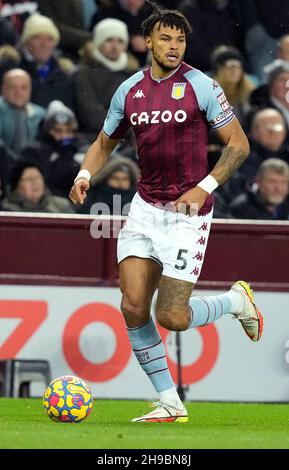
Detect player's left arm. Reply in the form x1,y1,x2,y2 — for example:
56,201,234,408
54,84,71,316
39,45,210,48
210,117,250,185
174,76,250,214
173,118,249,214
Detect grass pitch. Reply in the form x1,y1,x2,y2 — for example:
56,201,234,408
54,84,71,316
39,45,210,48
0,399,288,449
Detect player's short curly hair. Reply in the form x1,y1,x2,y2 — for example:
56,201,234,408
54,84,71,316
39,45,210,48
142,0,192,37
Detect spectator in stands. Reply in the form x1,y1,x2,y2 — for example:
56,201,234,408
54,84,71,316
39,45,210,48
0,68,45,158
0,45,21,85
19,13,74,109
250,60,289,127
178,0,241,72
0,161,74,213
37,0,93,62
211,46,256,125
230,158,289,220
91,0,148,66
250,109,289,158
21,100,87,199
73,18,138,139
242,108,289,180
78,156,139,215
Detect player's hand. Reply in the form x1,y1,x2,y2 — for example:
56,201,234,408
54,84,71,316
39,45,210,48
172,186,209,216
69,178,90,205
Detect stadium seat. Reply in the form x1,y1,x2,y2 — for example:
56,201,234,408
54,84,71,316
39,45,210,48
0,359,51,397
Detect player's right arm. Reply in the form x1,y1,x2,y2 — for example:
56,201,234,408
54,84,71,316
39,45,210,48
69,131,119,205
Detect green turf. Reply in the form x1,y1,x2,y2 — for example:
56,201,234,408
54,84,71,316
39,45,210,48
0,399,288,449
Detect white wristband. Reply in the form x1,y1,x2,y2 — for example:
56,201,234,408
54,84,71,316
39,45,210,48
197,175,219,194
74,169,91,183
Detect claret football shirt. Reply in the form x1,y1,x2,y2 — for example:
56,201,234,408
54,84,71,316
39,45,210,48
103,62,234,215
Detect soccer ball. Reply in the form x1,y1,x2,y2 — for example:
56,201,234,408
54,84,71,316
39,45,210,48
43,375,93,423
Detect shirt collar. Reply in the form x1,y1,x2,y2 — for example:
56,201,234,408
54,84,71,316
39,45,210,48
150,63,182,83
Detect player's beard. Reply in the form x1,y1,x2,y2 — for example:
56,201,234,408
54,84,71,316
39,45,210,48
152,48,183,72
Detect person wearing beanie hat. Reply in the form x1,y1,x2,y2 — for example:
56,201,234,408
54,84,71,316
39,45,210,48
90,0,149,66
0,160,74,213
77,156,140,215
20,13,60,67
21,100,87,199
43,100,78,134
20,13,60,46
93,18,129,49
8,160,43,193
18,14,74,108
73,17,139,139
37,0,93,62
92,18,129,72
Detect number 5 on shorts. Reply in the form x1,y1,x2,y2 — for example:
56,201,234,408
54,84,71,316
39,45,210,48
174,249,188,270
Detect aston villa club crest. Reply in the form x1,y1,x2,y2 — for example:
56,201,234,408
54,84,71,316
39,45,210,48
171,83,186,100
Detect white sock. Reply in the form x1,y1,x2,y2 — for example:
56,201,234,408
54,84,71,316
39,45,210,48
159,387,184,409
226,290,245,314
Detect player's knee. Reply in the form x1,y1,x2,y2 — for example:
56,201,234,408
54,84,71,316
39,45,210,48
157,309,188,331
120,293,147,325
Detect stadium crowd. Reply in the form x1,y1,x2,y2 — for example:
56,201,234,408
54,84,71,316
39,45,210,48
0,0,289,220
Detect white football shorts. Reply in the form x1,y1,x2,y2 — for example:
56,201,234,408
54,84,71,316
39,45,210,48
117,192,213,283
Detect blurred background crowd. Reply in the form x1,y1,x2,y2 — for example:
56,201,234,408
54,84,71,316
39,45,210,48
0,0,289,220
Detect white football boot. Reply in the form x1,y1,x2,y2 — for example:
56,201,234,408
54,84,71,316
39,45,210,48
132,402,188,423
230,280,264,342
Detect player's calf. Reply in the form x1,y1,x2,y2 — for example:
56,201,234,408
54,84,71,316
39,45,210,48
156,308,190,331
156,276,193,331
